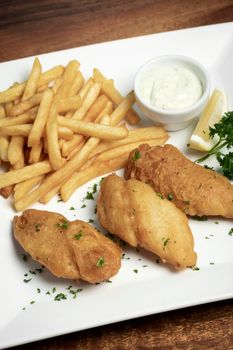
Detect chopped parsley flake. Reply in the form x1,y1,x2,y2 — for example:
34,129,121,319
56,220,69,229
85,192,94,200
210,262,215,265
192,266,200,271
132,150,141,161
54,293,67,301
92,183,97,194
37,288,41,293
162,237,170,249
214,221,219,224
228,228,233,236
88,219,94,223
96,256,105,267
167,193,173,201
133,269,138,273
21,253,28,261
69,206,75,210
30,301,35,304
81,204,86,208
156,192,164,199
23,278,32,283
52,287,56,293
74,231,83,240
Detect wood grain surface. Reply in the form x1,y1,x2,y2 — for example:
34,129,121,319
1,0,233,349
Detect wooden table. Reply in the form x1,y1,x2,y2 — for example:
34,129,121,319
1,1,233,349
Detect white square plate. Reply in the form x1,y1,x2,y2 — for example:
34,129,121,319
1,22,233,349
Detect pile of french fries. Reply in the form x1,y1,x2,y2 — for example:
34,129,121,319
0,58,168,211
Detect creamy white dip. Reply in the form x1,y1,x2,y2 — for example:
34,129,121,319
139,63,203,110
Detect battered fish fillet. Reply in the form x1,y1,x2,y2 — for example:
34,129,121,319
97,174,197,269
125,144,233,218
13,209,121,284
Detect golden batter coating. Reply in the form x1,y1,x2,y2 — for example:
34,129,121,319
13,209,121,284
125,144,233,218
97,174,197,269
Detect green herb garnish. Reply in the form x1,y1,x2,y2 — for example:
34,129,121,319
74,231,83,240
167,193,173,201
21,253,28,261
56,220,69,229
96,256,105,267
228,228,233,236
85,192,94,200
196,112,233,179
133,269,138,273
54,293,67,301
162,237,170,249
69,206,75,210
132,150,141,161
81,204,86,208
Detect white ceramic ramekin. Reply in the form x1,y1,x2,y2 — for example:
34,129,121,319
134,55,210,131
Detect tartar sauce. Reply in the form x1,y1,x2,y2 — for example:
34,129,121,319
139,63,203,110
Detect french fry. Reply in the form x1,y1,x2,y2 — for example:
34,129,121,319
93,68,140,125
10,92,43,116
109,90,135,126
27,89,53,146
68,71,84,96
0,104,5,118
0,65,64,104
29,140,43,163
58,116,128,140
62,99,113,158
61,156,127,201
66,139,86,160
0,136,9,162
0,160,52,189
72,82,101,120
46,104,63,170
22,57,42,101
14,175,44,201
61,138,167,201
7,136,25,166
14,115,110,210
61,82,102,156
0,112,35,128
93,138,167,163
56,95,82,114
55,60,80,99
83,94,109,122
5,101,13,116
0,124,73,140
92,126,168,155
79,78,94,100
52,77,63,94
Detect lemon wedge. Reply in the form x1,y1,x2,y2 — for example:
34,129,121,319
189,89,228,151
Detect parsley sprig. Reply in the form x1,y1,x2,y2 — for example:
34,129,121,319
196,112,233,179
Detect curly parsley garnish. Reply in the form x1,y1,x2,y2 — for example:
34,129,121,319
162,237,170,249
196,111,233,179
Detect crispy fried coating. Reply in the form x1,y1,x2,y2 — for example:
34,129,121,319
13,209,121,283
125,144,233,218
97,174,197,269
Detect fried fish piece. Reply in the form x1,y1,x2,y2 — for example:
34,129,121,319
125,144,233,218
97,174,197,269
13,209,121,284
